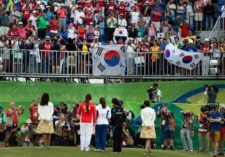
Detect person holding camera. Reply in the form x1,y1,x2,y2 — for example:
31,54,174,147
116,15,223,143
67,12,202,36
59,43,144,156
205,85,218,104
0,104,6,145
140,100,156,155
218,105,225,156
147,83,162,103
95,97,111,152
208,106,222,157
77,94,96,152
21,119,34,147
54,113,71,146
198,108,209,152
180,111,194,152
111,98,126,154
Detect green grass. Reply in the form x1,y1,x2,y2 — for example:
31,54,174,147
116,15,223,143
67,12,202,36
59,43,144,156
0,147,211,157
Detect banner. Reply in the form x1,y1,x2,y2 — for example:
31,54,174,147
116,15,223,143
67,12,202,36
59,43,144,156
92,45,126,76
164,44,203,70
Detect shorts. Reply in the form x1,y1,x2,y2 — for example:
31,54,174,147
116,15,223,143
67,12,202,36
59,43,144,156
208,131,220,142
195,13,203,21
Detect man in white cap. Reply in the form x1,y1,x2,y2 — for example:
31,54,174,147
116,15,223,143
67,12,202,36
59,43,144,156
118,13,127,28
125,38,136,75
56,3,67,33
21,119,33,146
183,39,198,52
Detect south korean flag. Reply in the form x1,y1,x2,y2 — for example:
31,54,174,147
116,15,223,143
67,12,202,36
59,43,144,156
92,45,126,76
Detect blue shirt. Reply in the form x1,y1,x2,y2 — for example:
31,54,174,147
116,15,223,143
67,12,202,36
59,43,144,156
184,46,198,52
209,112,222,132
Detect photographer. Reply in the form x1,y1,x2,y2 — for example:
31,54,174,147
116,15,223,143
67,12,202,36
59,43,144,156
111,98,126,154
54,113,71,146
140,100,156,155
0,104,6,145
198,107,209,152
219,106,225,156
180,111,194,152
21,119,34,146
158,105,176,150
208,105,222,157
147,83,162,103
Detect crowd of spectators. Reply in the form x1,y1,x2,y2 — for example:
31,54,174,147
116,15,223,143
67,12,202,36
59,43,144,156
0,0,225,76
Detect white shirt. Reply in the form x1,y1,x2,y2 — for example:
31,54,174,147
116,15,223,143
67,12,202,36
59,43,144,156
141,107,156,127
29,15,37,30
38,102,54,121
118,18,127,27
153,89,162,102
96,105,111,125
74,10,85,24
222,5,225,17
131,11,139,25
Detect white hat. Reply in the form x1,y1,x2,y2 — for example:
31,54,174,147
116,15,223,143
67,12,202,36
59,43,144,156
18,22,23,25
188,39,194,44
60,3,65,6
37,1,41,4
46,5,50,8
94,36,99,39
137,38,142,42
204,38,210,42
33,10,37,13
45,36,50,39
129,37,133,41
26,119,32,124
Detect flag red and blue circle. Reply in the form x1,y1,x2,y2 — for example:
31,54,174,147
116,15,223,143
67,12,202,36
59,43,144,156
182,55,193,64
164,49,170,58
104,50,120,67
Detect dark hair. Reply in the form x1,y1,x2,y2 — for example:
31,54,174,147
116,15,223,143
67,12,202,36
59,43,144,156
100,97,106,109
40,93,49,106
144,100,150,107
112,98,120,106
85,94,92,112
153,83,158,87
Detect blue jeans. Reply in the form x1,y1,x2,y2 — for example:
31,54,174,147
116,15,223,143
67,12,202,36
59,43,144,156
95,124,108,150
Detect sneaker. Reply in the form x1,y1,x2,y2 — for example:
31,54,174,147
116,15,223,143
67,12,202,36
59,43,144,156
85,147,90,152
189,150,193,152
170,146,174,150
95,149,100,152
101,150,105,152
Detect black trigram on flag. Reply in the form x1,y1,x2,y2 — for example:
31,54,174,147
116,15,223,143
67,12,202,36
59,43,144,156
179,53,185,57
96,47,104,56
97,63,105,72
194,54,199,59
176,60,181,65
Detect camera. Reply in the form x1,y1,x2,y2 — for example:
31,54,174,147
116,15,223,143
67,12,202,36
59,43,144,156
62,122,69,130
181,111,193,117
201,104,219,113
147,86,155,101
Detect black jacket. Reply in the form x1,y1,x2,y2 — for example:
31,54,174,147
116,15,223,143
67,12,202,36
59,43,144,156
111,106,126,128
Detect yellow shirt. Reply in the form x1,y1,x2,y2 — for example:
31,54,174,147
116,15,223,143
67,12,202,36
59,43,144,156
82,44,88,55
150,46,161,62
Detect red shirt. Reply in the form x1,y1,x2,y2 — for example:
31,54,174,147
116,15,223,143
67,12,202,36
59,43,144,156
49,19,59,31
57,8,67,18
180,24,189,38
85,14,93,25
20,0,26,11
6,109,18,125
25,24,35,35
118,3,126,14
7,29,19,40
78,0,86,8
98,0,105,7
77,101,96,123
17,27,27,39
43,42,52,57
201,45,211,53
29,105,38,122
23,10,31,20
152,9,161,22
78,27,86,38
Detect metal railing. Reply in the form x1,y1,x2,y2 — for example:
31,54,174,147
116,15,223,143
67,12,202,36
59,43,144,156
0,48,225,80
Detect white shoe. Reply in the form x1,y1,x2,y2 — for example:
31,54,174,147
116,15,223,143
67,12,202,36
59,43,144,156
190,150,193,152
95,149,100,152
85,147,90,152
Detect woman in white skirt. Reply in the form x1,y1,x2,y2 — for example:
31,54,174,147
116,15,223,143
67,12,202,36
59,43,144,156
140,100,156,155
36,93,54,149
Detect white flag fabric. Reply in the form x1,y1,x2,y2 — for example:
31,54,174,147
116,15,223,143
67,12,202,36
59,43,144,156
92,45,126,76
164,44,203,70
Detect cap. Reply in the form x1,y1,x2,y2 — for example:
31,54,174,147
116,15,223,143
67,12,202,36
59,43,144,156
19,22,23,25
220,105,225,109
33,10,37,13
60,3,65,6
94,36,99,39
188,39,194,44
46,5,50,8
0,104,3,110
90,22,93,25
45,36,50,39
37,1,41,4
204,38,210,42
26,119,32,124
